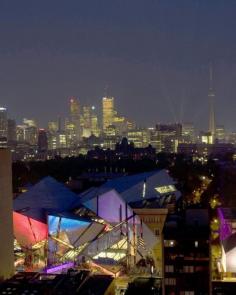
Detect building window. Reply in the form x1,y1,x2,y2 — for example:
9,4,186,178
165,265,174,273
155,229,159,236
165,278,176,286
183,266,194,273
164,240,176,247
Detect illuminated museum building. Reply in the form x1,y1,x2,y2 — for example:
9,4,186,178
211,208,236,294
217,208,236,274
12,170,180,278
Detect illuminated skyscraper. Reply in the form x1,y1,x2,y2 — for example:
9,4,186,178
81,106,91,137
7,119,16,143
16,119,38,146
208,64,216,143
182,122,195,143
91,106,100,137
102,97,115,130
25,126,38,145
0,107,8,147
64,118,75,148
48,121,58,133
23,118,37,127
81,105,100,138
156,123,182,152
69,96,81,143
16,125,25,142
215,125,225,143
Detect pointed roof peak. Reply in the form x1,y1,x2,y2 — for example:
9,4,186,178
14,176,80,222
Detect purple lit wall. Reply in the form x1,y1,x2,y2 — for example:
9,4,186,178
84,190,133,223
45,262,74,273
218,208,232,241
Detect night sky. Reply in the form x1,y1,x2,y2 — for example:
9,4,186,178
1,0,236,131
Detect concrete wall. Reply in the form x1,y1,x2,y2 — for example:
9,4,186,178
0,149,14,280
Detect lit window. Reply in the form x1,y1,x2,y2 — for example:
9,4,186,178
155,229,159,236
165,265,174,273
184,266,194,273
164,240,176,247
155,185,176,194
165,278,176,285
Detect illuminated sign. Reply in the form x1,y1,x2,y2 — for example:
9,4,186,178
155,185,175,194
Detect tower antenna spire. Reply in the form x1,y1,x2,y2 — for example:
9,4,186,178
208,62,216,143
209,62,213,90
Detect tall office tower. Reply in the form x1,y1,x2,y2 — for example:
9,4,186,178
47,133,57,150
82,106,91,128
16,125,25,142
81,105,100,138
81,106,92,137
17,119,38,145
48,121,58,133
208,64,216,143
156,123,182,152
25,126,38,145
38,129,48,152
0,107,8,147
69,97,81,142
127,129,150,148
182,122,195,143
23,118,37,127
58,117,64,132
215,125,225,143
91,106,100,137
102,97,115,130
64,118,75,148
7,119,16,142
113,115,126,136
56,132,67,149
47,121,58,150
148,127,162,152
0,149,14,279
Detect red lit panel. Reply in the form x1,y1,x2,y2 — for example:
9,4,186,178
13,212,48,248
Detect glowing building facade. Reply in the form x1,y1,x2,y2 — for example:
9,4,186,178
102,97,115,131
217,208,236,274
81,106,100,138
69,96,81,143
12,170,179,277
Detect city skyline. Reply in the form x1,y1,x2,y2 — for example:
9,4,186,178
1,1,236,130
0,94,221,133
0,70,230,131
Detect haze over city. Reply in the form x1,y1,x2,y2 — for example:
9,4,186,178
1,0,236,130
